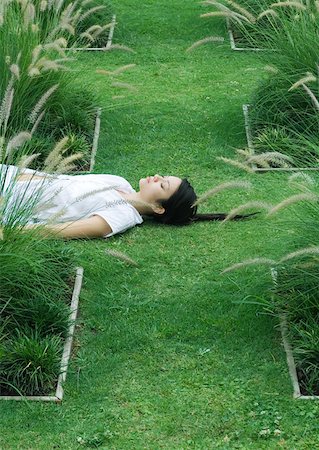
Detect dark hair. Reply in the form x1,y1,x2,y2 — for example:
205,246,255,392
153,178,259,225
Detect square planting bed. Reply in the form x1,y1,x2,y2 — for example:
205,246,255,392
0,266,84,402
226,18,265,52
67,14,116,52
242,104,319,172
271,268,319,400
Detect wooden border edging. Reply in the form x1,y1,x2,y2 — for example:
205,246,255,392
0,266,84,402
226,18,264,52
242,104,319,172
67,15,116,52
271,268,319,400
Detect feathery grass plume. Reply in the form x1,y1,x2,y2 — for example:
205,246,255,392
109,64,136,75
30,109,46,135
5,132,32,157
106,249,138,267
186,36,224,52
39,58,72,72
225,0,256,22
264,64,279,74
235,147,254,157
43,136,69,172
2,87,14,134
221,257,277,274
80,31,95,42
55,152,83,173
217,156,255,173
10,64,20,80
96,64,137,77
78,5,106,23
302,84,319,111
247,151,293,167
31,44,43,66
270,1,307,9
103,44,136,53
288,73,317,91
288,172,316,186
257,8,279,19
111,82,137,92
23,2,35,28
18,153,41,170
223,201,272,222
192,181,252,207
28,84,59,124
267,192,319,216
40,1,48,11
280,246,319,263
200,11,247,25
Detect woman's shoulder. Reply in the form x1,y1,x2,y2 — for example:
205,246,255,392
72,173,135,193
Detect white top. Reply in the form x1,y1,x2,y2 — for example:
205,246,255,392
1,165,143,237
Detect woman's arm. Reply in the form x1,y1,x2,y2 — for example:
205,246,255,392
27,215,112,239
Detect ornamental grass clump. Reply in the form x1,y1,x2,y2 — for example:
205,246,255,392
200,0,275,49
222,181,319,395
0,1,100,171
0,330,63,396
245,2,319,162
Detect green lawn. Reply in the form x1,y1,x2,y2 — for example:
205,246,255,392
1,0,319,448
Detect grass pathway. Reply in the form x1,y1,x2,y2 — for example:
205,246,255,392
1,0,319,448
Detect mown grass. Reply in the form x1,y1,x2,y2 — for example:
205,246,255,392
1,0,319,448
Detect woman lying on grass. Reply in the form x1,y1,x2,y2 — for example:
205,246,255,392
1,164,256,239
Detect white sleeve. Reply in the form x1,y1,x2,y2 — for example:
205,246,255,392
91,204,142,237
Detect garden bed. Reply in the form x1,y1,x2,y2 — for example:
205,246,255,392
242,104,319,172
0,266,84,402
271,269,319,400
67,14,116,52
226,18,264,52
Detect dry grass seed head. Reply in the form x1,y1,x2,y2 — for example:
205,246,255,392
111,82,137,92
200,11,249,24
289,73,317,91
221,257,277,274
43,136,69,172
28,84,59,124
280,246,319,263
103,44,136,53
217,156,255,173
18,153,41,170
247,151,293,168
267,192,319,216
288,172,316,186
193,180,252,207
186,36,224,52
257,9,279,19
106,249,138,267
5,132,32,157
225,0,256,22
223,201,272,222
271,1,307,9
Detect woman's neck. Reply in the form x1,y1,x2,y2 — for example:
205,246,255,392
116,191,154,215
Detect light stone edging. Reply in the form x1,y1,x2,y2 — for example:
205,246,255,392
0,266,84,402
226,18,264,52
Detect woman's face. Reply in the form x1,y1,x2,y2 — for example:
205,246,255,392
138,174,182,205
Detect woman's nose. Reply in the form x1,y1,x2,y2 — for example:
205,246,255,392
154,174,162,182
